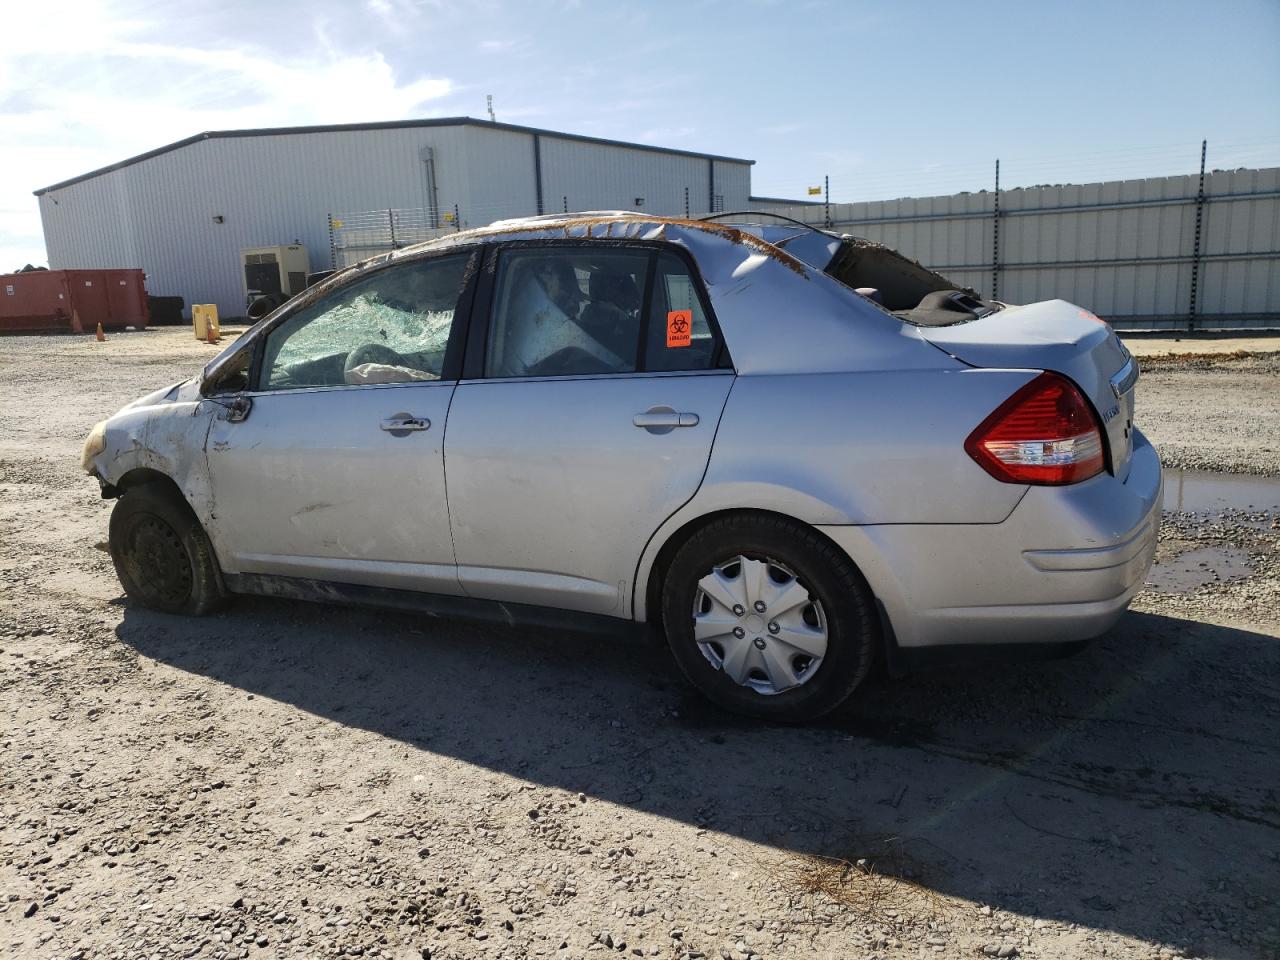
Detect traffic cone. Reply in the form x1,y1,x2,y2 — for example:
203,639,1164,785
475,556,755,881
206,324,218,345
95,322,105,342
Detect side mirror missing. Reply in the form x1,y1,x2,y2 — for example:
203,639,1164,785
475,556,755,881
227,395,252,423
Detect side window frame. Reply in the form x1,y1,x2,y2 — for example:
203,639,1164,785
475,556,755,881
247,247,483,393
644,247,731,373
462,239,732,382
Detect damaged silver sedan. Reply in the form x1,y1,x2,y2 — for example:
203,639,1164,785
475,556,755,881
82,213,1161,721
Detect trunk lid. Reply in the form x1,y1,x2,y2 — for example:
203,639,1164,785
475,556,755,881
916,299,1138,479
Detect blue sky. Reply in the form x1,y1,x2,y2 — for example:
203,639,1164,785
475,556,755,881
3,0,1278,269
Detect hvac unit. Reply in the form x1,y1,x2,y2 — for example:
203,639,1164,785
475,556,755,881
242,244,310,318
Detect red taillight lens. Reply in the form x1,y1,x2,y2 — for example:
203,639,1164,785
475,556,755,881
965,372,1105,485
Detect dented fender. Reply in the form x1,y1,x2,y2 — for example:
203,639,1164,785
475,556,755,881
88,393,220,528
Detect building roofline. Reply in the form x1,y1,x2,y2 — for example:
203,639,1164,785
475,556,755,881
33,117,754,196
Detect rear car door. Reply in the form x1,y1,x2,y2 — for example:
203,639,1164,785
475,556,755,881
204,251,477,593
444,243,734,617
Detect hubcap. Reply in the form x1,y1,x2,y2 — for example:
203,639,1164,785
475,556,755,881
692,555,827,696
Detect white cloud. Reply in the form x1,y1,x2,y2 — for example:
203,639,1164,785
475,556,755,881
0,0,453,269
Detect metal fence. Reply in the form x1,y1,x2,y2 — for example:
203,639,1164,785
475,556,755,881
329,165,1280,331
328,208,448,268
752,165,1280,332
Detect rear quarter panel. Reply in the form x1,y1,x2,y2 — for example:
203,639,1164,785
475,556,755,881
702,368,1036,524
632,367,1040,620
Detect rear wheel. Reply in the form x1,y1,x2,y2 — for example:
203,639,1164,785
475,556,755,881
661,514,878,722
108,483,226,615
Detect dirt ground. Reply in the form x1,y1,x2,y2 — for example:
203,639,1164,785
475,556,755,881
1,328,1278,960
1122,333,1280,359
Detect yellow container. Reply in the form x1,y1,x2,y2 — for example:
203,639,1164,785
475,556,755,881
192,304,220,341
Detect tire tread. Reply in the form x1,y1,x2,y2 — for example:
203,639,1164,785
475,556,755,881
660,512,878,721
109,482,226,616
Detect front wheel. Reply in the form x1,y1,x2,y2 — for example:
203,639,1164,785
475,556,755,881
108,482,226,616
661,514,879,722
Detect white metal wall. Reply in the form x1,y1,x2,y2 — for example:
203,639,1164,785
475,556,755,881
460,125,539,225
751,167,1280,329
37,124,753,318
39,126,473,319
537,139,749,218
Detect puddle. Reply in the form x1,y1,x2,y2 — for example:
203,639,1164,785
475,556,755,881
1146,544,1254,594
1162,469,1280,514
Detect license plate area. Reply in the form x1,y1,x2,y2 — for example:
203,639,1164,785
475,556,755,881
1108,357,1139,478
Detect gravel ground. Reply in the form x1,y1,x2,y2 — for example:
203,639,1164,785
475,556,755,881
1136,352,1280,476
2,328,1278,960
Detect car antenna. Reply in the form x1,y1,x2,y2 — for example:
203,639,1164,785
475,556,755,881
698,210,843,236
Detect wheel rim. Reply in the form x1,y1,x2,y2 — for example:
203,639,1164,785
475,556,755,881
691,555,827,696
120,514,193,607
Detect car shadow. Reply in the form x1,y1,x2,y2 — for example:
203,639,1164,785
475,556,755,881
116,600,1279,955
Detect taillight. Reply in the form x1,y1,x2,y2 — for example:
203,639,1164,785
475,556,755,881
965,372,1105,485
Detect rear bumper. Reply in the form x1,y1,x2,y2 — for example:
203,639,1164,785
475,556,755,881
818,428,1162,652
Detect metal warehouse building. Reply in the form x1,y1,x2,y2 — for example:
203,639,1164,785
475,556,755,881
34,118,754,319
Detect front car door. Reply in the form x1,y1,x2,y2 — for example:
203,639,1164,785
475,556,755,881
444,242,735,617
204,250,477,594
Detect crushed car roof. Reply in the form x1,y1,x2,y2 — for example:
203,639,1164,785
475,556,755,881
394,211,812,277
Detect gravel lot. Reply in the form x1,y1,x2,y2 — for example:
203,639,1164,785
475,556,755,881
1135,352,1280,476
2,329,1278,960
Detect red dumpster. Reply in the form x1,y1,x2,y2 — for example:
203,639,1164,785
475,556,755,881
0,269,150,334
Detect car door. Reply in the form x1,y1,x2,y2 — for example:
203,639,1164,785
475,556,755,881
444,243,735,617
204,250,477,594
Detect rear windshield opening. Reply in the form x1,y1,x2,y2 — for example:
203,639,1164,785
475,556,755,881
825,237,1002,327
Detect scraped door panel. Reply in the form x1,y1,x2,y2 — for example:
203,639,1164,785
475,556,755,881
444,374,733,616
206,383,460,593
203,252,476,594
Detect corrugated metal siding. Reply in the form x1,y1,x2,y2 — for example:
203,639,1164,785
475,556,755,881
38,124,752,317
461,125,539,226
749,168,1280,329
39,126,473,318
538,138,749,218
1198,168,1280,317
711,160,750,213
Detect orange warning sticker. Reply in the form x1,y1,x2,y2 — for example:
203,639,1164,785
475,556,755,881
666,309,692,348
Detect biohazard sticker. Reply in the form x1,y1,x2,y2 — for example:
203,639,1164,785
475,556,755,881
666,309,692,348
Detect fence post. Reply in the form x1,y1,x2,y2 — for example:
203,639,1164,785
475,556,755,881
684,186,690,219
824,175,831,229
563,195,568,214
327,213,336,269
533,133,544,215
388,208,396,249
992,159,1001,301
454,204,461,232
1188,139,1207,331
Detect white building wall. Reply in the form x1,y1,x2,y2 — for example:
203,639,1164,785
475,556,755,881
457,125,539,228
37,123,754,318
538,138,750,218
38,126,474,318
710,160,750,213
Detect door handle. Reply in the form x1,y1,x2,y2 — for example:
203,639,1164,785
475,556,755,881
380,415,431,432
633,407,699,433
